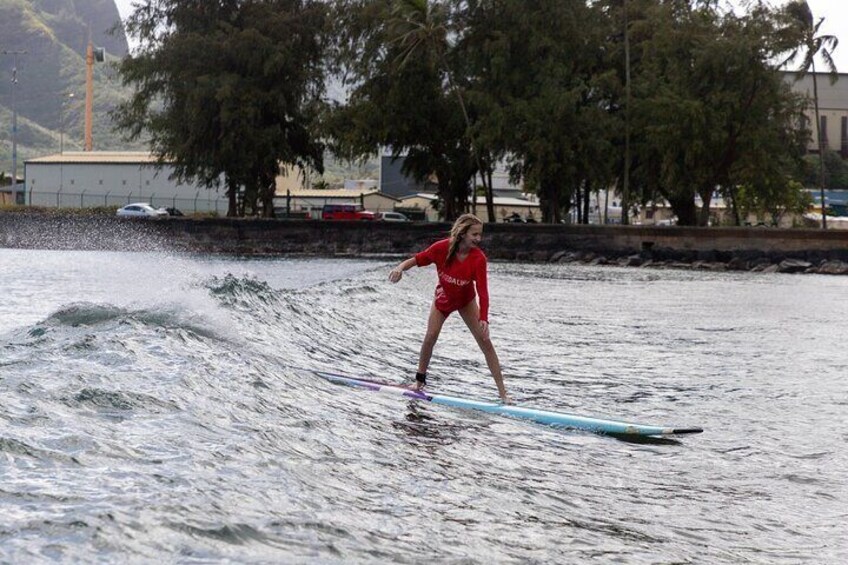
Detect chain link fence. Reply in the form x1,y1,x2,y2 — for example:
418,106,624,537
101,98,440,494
31,190,228,215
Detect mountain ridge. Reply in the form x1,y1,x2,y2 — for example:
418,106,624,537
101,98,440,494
0,1,379,184
0,0,133,175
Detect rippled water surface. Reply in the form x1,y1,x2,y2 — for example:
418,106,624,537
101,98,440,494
1,248,846,563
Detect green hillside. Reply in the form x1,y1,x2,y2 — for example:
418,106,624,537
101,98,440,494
0,0,136,176
0,0,379,184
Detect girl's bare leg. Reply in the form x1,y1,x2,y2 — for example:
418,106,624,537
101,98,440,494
415,303,447,388
458,301,508,401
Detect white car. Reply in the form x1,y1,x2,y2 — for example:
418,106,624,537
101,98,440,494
379,211,410,222
116,203,169,218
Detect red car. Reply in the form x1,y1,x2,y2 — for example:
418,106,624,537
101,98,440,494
322,204,376,221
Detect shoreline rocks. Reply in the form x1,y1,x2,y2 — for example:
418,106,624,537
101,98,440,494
548,249,848,275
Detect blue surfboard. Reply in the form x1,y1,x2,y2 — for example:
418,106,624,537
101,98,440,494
312,370,703,437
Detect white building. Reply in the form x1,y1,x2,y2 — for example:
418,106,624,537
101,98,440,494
24,152,228,214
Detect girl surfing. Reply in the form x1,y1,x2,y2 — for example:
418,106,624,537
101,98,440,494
388,214,509,403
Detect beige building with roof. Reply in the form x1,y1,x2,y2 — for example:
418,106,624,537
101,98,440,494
273,186,400,218
786,72,848,156
25,152,228,214
398,193,541,222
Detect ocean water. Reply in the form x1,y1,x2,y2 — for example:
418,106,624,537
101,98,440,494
1,248,846,563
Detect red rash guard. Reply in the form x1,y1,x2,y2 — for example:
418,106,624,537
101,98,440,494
415,238,490,321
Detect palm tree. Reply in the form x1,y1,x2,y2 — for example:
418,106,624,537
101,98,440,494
388,0,495,221
781,0,839,228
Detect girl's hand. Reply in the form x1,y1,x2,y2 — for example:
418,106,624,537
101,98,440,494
479,320,490,341
388,268,403,283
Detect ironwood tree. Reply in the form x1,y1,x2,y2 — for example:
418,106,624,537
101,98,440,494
114,0,327,217
613,0,808,226
461,0,614,224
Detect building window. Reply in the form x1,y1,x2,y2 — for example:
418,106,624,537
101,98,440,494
841,116,847,158
70,179,74,185
122,180,127,186
99,180,103,185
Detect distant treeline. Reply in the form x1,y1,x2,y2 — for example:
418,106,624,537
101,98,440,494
113,1,834,224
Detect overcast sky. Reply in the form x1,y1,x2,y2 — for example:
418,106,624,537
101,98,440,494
113,0,847,71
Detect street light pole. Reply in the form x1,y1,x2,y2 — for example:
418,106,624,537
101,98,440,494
3,50,27,199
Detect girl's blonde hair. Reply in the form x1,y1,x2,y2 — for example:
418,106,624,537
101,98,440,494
447,213,483,263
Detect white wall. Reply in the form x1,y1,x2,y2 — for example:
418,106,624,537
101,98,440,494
26,162,228,214
788,73,848,153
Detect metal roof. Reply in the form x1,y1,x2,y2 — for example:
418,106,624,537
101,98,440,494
26,152,165,165
276,188,399,200
400,193,539,207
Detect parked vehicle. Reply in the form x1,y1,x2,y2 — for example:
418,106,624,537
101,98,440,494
160,207,184,217
378,211,410,222
116,203,168,218
322,204,376,221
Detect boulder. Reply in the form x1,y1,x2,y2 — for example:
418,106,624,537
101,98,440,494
818,260,848,275
555,251,581,263
625,255,643,267
778,258,813,273
727,257,750,271
550,250,569,263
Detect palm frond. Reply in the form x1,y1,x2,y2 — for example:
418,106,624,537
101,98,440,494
820,48,839,80
784,0,814,29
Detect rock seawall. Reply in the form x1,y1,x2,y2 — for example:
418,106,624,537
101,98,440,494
2,211,847,274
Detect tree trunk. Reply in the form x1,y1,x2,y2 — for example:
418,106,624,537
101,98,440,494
668,195,698,226
726,186,741,226
485,168,495,224
812,67,827,229
574,184,583,223
260,163,277,218
226,178,238,217
441,53,490,224
471,173,478,216
697,187,713,226
541,179,561,223
438,178,454,221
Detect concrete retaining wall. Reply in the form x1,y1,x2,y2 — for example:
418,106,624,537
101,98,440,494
2,212,847,269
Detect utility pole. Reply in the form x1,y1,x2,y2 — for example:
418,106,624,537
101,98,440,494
3,50,27,199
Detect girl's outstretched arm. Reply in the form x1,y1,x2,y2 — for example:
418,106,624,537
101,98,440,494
388,257,418,283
